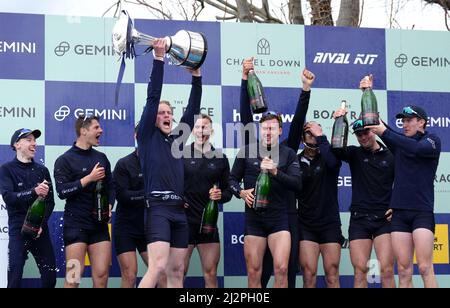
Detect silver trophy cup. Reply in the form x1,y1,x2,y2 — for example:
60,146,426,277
112,11,207,69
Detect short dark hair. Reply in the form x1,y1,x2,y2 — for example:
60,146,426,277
75,114,100,137
198,113,213,124
259,112,282,127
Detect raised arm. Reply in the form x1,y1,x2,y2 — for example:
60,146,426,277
380,125,440,158
240,57,254,127
137,39,166,143
240,58,257,146
178,68,202,132
285,69,315,151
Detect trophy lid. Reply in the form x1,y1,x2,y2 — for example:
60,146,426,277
112,11,132,55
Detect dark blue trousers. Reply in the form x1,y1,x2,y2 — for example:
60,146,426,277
7,229,56,288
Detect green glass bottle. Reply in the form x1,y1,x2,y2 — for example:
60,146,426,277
361,79,379,126
331,100,349,149
93,180,109,223
253,169,271,213
21,196,45,239
247,70,268,114
200,184,219,235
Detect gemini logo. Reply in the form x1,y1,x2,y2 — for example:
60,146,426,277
54,105,71,121
54,105,127,121
0,107,36,118
395,53,450,68
257,38,270,55
54,41,119,57
394,53,408,68
0,41,36,54
54,41,70,56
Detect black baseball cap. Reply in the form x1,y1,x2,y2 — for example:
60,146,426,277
395,106,428,122
351,118,371,134
10,128,41,150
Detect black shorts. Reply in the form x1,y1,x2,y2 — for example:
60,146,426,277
245,214,289,238
114,233,148,256
391,209,435,234
188,223,220,246
64,225,110,247
299,224,345,245
145,202,189,248
349,211,391,241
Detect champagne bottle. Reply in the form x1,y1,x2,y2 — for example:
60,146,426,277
247,70,268,114
331,100,349,149
93,180,109,223
361,76,379,126
253,169,271,213
200,184,219,235
21,196,45,239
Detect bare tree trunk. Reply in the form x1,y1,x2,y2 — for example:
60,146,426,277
236,0,253,22
308,0,334,26
337,0,360,27
289,0,305,24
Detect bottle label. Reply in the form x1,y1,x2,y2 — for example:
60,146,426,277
255,198,269,208
362,112,379,119
201,224,216,234
331,136,342,143
362,112,380,125
21,223,40,238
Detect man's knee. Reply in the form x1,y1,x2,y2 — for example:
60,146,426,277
418,262,433,277
122,268,138,285
203,266,217,280
274,263,288,277
247,265,262,281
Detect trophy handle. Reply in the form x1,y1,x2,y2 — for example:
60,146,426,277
132,29,172,53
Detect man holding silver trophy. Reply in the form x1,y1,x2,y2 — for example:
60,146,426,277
135,38,202,288
111,11,206,288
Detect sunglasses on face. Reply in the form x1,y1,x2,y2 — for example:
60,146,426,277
352,119,364,131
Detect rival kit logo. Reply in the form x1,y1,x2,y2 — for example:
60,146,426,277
313,52,378,65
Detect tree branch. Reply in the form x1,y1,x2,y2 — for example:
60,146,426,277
288,0,304,24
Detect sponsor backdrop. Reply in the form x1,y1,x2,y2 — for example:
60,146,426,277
0,12,449,288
